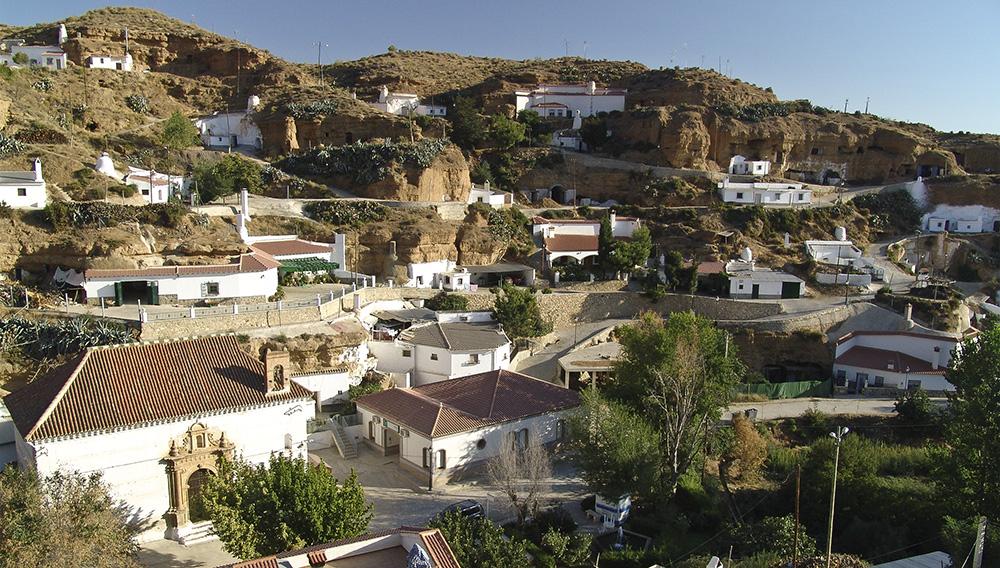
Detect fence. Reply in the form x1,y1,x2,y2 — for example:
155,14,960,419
736,379,832,399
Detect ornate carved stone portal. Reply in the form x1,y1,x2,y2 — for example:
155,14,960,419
162,422,234,535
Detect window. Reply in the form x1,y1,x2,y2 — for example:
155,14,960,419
202,282,220,297
512,428,529,450
873,376,885,387
835,369,846,386
437,449,446,469
196,434,206,449
430,353,438,361
738,283,745,290
402,349,412,357
810,147,821,155
16,188,26,196
736,192,744,199
465,353,480,366
798,193,805,201
46,57,53,65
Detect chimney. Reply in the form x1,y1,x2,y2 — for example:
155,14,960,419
932,346,940,370
904,303,914,328
609,209,617,228
33,158,42,182
587,80,596,95
264,349,291,394
484,180,490,191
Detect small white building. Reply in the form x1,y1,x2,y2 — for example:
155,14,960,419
0,44,67,70
0,158,47,209
467,181,511,208
515,82,626,118
194,95,263,149
355,369,579,487
221,527,461,568
924,205,1000,234
3,337,315,543
532,212,639,268
67,252,280,305
725,258,804,299
124,166,187,204
371,85,447,117
833,330,963,392
728,155,771,176
718,178,812,206
369,320,512,386
86,53,133,71
805,227,885,280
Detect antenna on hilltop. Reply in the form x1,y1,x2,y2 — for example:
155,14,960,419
583,41,588,59
563,38,569,57
844,98,849,113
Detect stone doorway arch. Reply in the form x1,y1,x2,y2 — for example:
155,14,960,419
162,422,234,538
186,469,214,523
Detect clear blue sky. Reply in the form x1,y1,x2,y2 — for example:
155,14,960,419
7,1,999,134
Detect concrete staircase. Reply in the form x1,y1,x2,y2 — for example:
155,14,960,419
178,521,217,546
330,422,358,459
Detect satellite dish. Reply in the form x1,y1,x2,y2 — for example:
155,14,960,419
707,556,722,568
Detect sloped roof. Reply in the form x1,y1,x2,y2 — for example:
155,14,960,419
356,369,580,438
81,252,279,280
249,239,332,257
544,234,599,252
0,171,40,184
4,335,311,442
399,322,509,351
835,345,945,375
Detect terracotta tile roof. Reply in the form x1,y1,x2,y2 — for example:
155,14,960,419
82,253,279,280
835,345,945,375
399,321,509,351
249,239,332,257
218,527,459,568
532,216,600,225
356,369,580,438
3,335,312,442
835,330,963,343
544,234,598,252
695,261,725,275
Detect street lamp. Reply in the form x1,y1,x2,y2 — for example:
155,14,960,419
826,426,850,568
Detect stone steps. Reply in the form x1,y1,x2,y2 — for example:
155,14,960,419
178,520,217,546
331,422,357,459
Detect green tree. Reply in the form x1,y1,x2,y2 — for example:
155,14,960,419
429,512,528,568
200,454,372,559
517,109,550,146
893,388,934,424
568,389,661,502
611,225,652,273
0,468,140,568
488,114,526,149
448,96,486,151
192,154,263,203
160,111,200,149
944,326,1000,522
540,527,593,567
731,515,818,562
597,215,615,275
492,283,551,338
579,117,608,150
12,52,28,65
607,311,743,498
425,292,469,311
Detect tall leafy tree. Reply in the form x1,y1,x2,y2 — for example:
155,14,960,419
607,311,742,497
944,325,1000,522
492,283,551,338
429,512,528,568
611,225,652,273
192,154,263,203
200,454,372,559
598,215,615,275
488,114,526,149
0,468,140,568
447,96,485,151
160,111,200,149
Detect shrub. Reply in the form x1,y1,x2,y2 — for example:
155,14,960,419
285,99,338,120
893,388,934,424
160,111,200,149
0,133,25,158
192,154,263,202
540,527,592,567
12,52,28,65
730,514,817,561
124,94,149,113
425,292,469,311
278,139,449,186
0,315,134,360
0,201,12,219
0,65,13,80
45,201,187,230
303,200,386,227
32,77,51,91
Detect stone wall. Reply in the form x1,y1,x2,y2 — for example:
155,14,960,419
139,304,333,340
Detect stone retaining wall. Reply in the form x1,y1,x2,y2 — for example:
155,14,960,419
139,305,326,340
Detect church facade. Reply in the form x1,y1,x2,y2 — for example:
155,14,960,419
4,335,315,544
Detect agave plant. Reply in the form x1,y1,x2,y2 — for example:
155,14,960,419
0,315,135,360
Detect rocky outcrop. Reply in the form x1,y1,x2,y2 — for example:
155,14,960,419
352,145,472,202
257,110,412,156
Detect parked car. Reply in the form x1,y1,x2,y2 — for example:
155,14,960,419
431,499,484,523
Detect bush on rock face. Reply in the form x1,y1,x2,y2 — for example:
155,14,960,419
277,139,449,186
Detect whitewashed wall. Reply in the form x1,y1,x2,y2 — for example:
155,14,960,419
83,268,278,302
0,183,47,209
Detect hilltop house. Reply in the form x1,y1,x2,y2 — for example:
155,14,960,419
532,212,640,269
355,369,579,487
405,260,472,291
222,527,461,568
0,25,68,70
194,95,263,150
728,155,771,176
833,328,963,393
0,158,47,209
369,318,512,386
65,252,280,305
3,337,315,543
86,53,133,71
371,85,447,117
515,82,626,118
718,178,812,206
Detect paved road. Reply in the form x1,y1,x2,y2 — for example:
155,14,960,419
726,396,947,421
138,538,235,568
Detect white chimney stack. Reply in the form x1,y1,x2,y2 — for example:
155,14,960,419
609,209,617,228
58,24,68,45
932,346,940,370
904,303,914,328
33,158,43,182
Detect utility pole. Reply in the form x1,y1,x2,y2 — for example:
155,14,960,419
316,41,329,85
864,97,870,114
826,426,850,568
794,464,801,568
843,98,849,113
563,38,569,57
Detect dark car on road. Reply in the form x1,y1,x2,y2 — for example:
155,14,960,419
431,499,484,523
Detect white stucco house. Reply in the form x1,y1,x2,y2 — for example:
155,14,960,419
405,260,473,291
368,320,512,386
725,259,804,299
718,178,812,206
86,52,133,71
515,82,626,118
532,212,640,268
124,166,188,204
924,205,1000,234
833,330,964,393
371,85,447,117
65,251,280,305
0,158,47,209
728,156,771,176
194,95,262,149
355,369,579,488
0,44,67,70
3,336,315,544
805,228,885,281
467,181,510,208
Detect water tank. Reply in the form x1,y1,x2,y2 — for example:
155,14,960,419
94,152,116,176
247,94,261,110
834,226,848,242
740,247,753,262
